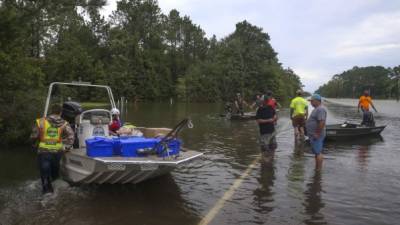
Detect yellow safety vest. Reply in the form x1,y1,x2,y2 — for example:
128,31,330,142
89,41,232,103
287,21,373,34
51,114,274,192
290,97,308,117
36,118,65,152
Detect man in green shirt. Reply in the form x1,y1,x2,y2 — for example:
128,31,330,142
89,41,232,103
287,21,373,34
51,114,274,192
290,90,308,141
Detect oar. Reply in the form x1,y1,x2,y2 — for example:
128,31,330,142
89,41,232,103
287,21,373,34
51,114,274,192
152,118,191,154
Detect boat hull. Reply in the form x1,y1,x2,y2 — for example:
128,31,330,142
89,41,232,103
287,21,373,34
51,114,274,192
61,148,203,184
326,123,386,140
220,112,256,120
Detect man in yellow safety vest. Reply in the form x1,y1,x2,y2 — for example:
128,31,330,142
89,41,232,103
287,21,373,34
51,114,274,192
290,89,308,141
31,104,74,194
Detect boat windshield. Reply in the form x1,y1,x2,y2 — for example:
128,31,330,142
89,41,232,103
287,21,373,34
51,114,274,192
44,82,115,117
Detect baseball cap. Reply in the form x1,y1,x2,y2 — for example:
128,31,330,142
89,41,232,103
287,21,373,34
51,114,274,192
310,94,322,101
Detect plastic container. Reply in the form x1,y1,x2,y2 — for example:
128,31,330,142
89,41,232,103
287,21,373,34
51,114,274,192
86,137,114,157
157,139,181,157
111,137,122,155
119,137,158,157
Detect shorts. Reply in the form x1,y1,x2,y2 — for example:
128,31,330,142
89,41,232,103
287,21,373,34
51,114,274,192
260,133,277,152
292,115,306,128
310,135,325,155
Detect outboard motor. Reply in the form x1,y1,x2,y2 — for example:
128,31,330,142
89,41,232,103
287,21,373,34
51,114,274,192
62,101,83,148
62,101,83,125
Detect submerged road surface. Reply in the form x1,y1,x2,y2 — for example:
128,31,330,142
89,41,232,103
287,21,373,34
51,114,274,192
1,100,399,225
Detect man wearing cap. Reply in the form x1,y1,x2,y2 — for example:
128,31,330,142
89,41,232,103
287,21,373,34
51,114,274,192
290,90,308,141
306,94,327,170
256,99,277,162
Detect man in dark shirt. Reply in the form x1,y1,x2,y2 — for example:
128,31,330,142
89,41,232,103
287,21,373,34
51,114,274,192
256,102,277,160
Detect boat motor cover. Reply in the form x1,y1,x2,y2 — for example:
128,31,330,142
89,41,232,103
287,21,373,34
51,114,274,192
62,101,83,123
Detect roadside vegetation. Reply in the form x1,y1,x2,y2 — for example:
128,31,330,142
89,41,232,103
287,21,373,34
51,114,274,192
317,66,400,99
1,0,305,145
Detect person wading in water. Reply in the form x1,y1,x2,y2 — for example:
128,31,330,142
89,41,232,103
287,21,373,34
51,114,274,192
31,104,74,194
290,90,308,142
256,100,278,163
306,94,327,170
234,93,249,116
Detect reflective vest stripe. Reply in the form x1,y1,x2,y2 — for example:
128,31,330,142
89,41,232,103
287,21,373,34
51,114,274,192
36,118,64,151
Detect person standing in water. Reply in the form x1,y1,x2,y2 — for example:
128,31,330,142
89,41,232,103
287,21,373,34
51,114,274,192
256,100,277,162
290,90,308,141
306,94,327,170
251,92,264,110
264,90,281,111
31,104,74,194
234,93,249,116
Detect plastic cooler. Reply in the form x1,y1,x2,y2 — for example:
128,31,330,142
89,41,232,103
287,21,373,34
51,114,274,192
111,136,122,155
85,137,114,157
157,139,181,157
119,137,159,157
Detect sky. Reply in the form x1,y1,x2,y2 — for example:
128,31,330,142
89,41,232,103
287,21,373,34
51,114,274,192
101,0,400,92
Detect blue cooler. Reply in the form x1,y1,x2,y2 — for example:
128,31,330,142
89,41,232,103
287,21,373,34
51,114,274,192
157,139,181,157
112,137,122,155
120,137,158,157
86,137,114,157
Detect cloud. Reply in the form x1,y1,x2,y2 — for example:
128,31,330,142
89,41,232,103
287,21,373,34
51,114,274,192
292,67,332,92
332,11,400,57
100,0,400,92
335,43,400,57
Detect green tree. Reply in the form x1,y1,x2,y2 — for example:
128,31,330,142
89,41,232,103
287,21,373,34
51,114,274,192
317,66,392,99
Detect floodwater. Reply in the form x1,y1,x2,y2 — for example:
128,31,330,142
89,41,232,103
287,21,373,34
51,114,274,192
1,99,400,225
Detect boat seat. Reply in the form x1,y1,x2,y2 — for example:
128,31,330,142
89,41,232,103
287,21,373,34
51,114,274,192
90,115,110,125
78,109,112,148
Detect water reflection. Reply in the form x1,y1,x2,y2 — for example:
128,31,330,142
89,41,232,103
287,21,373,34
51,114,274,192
303,171,326,225
253,158,276,214
357,145,369,171
287,143,306,198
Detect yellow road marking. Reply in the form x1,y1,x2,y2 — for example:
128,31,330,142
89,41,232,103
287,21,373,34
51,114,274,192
198,156,261,225
198,121,291,225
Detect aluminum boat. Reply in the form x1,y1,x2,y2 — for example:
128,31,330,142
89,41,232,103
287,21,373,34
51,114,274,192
41,82,203,184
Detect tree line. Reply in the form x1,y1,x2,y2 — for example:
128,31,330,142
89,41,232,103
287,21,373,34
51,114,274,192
316,66,400,99
0,0,303,145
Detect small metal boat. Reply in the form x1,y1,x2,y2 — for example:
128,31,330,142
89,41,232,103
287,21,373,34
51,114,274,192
220,112,256,121
42,82,203,184
326,122,386,140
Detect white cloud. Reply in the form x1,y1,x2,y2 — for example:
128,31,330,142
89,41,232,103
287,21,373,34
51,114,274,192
333,11,400,57
335,43,400,57
100,0,400,92
292,67,332,92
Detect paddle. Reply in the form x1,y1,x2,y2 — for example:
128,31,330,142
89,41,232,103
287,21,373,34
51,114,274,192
152,118,192,155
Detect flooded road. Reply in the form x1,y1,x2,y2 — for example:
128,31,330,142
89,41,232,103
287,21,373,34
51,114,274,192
1,100,400,225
